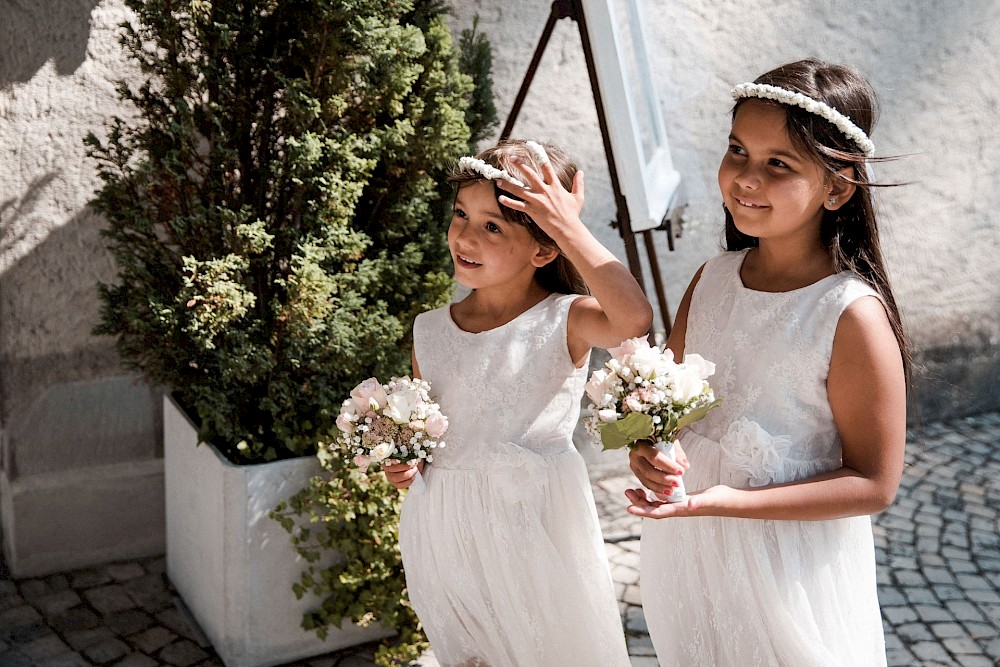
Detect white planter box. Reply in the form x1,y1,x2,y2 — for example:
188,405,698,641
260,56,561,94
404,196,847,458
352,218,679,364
164,395,391,667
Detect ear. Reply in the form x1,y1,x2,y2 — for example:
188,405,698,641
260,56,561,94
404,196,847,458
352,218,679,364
531,244,560,268
824,167,857,211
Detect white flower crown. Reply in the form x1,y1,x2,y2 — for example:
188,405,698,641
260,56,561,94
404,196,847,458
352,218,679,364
456,141,552,188
457,157,525,188
731,82,875,158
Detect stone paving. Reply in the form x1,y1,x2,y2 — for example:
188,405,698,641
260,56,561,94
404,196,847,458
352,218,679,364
1,411,998,666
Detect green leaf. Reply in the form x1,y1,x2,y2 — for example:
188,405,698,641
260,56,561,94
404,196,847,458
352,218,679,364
599,412,654,450
675,399,724,433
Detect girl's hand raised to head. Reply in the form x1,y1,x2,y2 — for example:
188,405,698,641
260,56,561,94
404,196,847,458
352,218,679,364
497,156,653,356
495,157,585,238
383,460,425,490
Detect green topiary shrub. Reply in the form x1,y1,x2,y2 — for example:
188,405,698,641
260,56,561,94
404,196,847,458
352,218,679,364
88,1,497,662
271,13,498,665
87,0,486,463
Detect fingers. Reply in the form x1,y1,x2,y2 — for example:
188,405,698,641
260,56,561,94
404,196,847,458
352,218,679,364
629,444,686,497
383,461,422,489
571,169,585,203
674,441,691,469
624,488,699,519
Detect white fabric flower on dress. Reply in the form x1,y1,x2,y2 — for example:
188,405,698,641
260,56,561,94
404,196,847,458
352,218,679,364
720,417,792,487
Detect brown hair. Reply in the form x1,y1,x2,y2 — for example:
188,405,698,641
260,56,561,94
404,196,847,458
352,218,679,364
448,140,588,295
725,58,910,379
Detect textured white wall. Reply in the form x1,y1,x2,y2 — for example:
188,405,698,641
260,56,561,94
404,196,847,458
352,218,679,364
0,1,137,424
448,0,1000,416
0,0,997,435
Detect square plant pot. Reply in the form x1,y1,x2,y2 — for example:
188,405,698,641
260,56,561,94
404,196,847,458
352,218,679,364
164,395,391,667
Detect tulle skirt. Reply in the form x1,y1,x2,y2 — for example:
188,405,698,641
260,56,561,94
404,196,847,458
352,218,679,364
399,446,630,667
640,430,887,666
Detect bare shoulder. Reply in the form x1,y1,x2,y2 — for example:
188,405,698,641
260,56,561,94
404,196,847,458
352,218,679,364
832,295,896,359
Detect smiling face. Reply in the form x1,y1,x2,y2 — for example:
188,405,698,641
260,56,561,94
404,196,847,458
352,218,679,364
718,100,835,247
447,181,554,292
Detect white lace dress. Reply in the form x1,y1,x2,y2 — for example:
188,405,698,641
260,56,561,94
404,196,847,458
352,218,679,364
400,293,630,667
641,250,888,666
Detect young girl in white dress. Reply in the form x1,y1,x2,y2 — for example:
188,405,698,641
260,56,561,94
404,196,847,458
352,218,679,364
384,139,650,667
626,59,908,666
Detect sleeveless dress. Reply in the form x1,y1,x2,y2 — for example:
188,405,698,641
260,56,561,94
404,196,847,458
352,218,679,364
641,249,888,666
401,293,630,667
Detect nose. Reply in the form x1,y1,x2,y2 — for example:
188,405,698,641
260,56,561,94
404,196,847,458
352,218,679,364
449,218,474,249
734,162,761,191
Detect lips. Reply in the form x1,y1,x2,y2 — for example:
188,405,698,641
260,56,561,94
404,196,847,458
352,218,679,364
455,253,482,268
734,195,768,209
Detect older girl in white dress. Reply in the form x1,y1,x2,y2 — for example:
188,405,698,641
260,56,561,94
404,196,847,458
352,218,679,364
628,59,908,666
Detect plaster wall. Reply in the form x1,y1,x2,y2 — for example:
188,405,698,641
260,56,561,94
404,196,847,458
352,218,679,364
0,1,163,575
447,0,1000,418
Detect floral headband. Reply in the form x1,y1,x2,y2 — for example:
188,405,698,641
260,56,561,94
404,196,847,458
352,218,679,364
456,141,551,189
731,82,875,158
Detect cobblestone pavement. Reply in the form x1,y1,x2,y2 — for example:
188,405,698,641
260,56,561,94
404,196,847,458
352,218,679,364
1,412,998,666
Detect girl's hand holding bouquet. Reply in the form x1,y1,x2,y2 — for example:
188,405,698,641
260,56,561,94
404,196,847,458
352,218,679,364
585,336,720,502
328,376,448,492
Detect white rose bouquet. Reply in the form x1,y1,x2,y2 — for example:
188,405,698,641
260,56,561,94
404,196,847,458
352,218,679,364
327,377,448,481
585,336,721,502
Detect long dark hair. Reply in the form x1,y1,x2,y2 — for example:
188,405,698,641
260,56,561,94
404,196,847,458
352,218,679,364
725,58,910,379
448,140,588,295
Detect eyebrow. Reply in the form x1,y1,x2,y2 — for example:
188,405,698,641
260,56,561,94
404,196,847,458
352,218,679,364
453,195,507,223
728,132,803,162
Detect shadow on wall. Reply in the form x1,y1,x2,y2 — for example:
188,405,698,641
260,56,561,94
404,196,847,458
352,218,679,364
0,174,155,479
0,0,101,85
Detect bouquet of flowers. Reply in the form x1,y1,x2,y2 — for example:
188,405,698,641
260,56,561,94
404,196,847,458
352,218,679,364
585,337,721,502
329,377,448,479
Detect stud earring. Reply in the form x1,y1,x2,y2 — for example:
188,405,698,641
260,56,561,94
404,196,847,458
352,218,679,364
827,197,837,207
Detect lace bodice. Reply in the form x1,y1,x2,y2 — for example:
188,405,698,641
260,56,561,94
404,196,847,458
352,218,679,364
685,249,880,484
412,293,588,469
403,293,630,666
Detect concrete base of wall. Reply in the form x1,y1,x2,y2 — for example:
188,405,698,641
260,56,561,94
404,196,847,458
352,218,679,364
911,345,1000,424
0,458,164,578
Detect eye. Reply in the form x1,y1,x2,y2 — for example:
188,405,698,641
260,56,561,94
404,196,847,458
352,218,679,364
727,144,746,156
768,158,790,169
485,222,502,234
453,206,468,219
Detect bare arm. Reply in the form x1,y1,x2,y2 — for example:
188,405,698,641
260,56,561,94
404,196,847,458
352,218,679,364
497,163,653,362
627,295,906,520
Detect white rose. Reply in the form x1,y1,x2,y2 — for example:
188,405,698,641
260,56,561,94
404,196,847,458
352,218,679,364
598,408,619,423
671,368,706,403
683,353,716,380
624,392,644,413
424,412,448,438
585,369,610,405
384,388,422,424
608,336,650,363
371,442,395,462
629,345,664,379
351,378,388,413
336,413,356,433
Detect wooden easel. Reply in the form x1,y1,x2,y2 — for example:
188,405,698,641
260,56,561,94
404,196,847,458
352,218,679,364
499,0,679,336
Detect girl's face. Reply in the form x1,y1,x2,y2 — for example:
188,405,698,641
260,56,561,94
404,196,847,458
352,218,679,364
718,100,833,246
447,181,550,291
